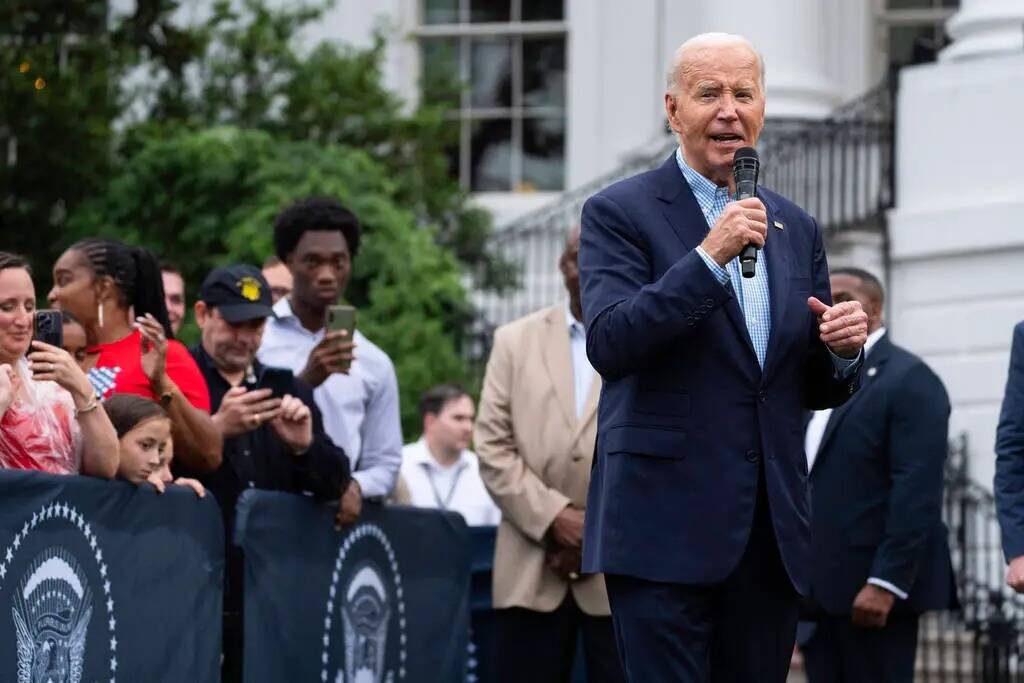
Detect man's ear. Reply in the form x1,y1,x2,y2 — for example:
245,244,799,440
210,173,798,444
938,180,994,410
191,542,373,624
194,301,209,329
664,93,682,134
423,413,437,435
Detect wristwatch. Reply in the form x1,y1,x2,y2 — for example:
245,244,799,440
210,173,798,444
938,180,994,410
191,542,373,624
158,386,175,408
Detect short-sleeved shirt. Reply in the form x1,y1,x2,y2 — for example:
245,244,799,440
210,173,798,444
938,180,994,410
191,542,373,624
86,330,211,411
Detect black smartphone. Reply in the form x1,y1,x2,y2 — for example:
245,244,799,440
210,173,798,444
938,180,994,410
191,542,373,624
260,367,296,400
33,310,63,349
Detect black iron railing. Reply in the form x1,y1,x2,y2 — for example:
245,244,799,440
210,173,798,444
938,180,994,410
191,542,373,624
917,434,1024,681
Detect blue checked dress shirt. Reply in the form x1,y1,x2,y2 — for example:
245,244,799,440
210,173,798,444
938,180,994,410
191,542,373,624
677,148,772,367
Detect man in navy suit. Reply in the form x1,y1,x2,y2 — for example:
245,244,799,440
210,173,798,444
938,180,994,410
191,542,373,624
996,321,1024,592
801,268,956,683
578,33,868,681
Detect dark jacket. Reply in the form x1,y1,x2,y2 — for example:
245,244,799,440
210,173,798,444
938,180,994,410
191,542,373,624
996,321,1024,560
806,333,957,615
578,154,861,594
182,345,351,615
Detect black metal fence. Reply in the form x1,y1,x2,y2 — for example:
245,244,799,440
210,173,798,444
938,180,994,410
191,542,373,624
917,434,1024,681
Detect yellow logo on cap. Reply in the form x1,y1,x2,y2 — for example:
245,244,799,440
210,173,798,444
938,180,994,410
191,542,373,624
237,277,262,302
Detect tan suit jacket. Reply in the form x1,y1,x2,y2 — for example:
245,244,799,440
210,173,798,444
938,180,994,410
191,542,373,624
474,305,608,615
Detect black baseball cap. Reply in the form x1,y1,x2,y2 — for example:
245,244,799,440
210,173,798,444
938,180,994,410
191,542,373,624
198,264,276,323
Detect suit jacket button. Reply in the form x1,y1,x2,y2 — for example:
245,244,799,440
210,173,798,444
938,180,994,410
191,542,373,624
745,450,761,463
704,298,714,305
758,390,767,403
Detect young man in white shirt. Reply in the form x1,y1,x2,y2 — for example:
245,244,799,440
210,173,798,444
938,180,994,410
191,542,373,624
258,197,403,526
395,384,500,527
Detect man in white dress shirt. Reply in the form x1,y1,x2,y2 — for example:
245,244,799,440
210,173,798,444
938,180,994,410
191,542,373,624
395,384,500,527
258,197,403,526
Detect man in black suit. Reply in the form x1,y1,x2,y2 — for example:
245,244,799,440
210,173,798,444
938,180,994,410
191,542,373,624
800,268,957,682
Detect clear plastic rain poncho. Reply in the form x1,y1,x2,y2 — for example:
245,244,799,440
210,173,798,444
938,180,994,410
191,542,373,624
0,359,82,474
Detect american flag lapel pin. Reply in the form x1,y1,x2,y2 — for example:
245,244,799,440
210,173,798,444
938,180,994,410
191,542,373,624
773,220,784,230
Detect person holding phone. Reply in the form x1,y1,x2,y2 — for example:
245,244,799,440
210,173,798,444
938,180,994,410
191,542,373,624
0,252,119,477
47,238,222,473
186,263,352,683
258,197,403,527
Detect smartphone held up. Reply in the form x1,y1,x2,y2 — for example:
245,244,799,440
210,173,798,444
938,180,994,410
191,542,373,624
327,304,356,373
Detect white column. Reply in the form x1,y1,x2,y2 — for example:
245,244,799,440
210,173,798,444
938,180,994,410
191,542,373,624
694,0,843,119
889,23,1024,485
940,0,1024,62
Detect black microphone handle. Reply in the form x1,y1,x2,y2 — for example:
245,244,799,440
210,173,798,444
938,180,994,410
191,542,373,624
736,186,758,279
740,245,758,278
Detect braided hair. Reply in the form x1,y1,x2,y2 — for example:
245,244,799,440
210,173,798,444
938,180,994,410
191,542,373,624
69,238,175,339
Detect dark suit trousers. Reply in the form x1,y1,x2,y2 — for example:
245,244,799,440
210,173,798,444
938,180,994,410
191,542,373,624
494,595,625,683
605,463,799,682
803,614,919,683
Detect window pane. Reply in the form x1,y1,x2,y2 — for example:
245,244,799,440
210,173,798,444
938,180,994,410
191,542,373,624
523,37,565,107
521,117,565,191
471,119,513,191
442,119,462,183
421,38,461,106
424,0,459,24
470,37,512,108
886,0,931,8
522,0,564,21
888,24,940,65
469,0,510,23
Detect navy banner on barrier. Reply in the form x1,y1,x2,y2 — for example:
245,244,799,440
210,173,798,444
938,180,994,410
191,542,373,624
0,469,224,682
236,492,471,683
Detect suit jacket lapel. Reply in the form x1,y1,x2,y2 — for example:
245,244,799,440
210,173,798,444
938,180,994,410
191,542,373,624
650,154,758,366
760,190,791,380
539,306,576,430
816,335,893,459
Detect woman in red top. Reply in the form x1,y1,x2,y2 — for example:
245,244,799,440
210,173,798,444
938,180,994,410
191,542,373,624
48,238,223,472
0,252,119,477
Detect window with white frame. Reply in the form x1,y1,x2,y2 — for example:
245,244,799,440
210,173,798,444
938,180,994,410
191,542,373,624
419,0,567,192
876,0,959,69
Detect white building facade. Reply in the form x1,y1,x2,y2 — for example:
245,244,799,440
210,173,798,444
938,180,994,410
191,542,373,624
313,0,1022,482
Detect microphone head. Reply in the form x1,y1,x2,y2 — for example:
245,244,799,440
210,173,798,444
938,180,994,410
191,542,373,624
732,146,759,169
732,146,759,182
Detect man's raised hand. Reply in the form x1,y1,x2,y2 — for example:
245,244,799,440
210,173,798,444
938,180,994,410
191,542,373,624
808,297,867,359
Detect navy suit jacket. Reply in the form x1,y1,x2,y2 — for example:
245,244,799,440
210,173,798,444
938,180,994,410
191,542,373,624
996,322,1024,560
806,333,957,615
578,155,861,594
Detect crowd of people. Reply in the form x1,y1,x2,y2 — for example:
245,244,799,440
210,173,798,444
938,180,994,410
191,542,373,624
3,31,1024,683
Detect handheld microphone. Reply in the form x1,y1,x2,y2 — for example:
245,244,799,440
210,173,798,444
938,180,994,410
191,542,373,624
732,147,760,279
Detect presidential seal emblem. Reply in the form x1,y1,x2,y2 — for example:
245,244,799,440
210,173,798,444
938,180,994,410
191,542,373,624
1,502,118,683
321,523,407,683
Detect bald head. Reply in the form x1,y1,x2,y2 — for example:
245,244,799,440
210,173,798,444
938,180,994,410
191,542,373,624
561,226,583,321
666,33,764,95
565,225,581,250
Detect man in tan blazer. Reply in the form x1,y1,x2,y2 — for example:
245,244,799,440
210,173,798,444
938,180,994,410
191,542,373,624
475,228,624,682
